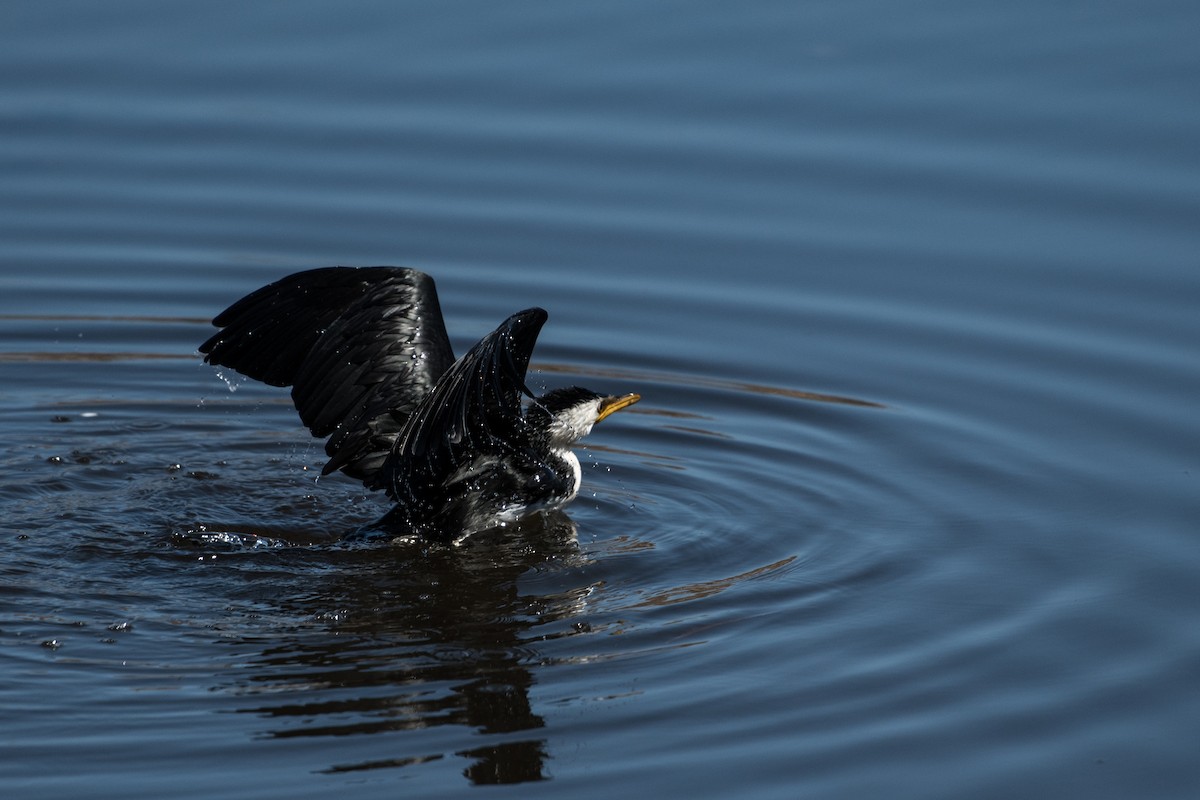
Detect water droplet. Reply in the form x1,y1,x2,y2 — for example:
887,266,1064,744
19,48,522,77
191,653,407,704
213,369,245,393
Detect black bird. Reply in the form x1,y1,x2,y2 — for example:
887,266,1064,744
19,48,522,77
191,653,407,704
199,266,640,542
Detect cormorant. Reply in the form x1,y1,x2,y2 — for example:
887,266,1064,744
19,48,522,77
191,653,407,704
199,266,640,541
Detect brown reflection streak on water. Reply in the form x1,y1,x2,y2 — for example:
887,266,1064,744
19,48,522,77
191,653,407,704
0,313,211,324
0,352,195,362
1,315,883,410
630,556,797,608
536,361,884,408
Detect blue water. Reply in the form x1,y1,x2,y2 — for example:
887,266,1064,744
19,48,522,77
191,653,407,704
3,2,1199,798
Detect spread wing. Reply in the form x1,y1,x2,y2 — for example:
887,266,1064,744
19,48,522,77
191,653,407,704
199,266,455,482
375,308,548,512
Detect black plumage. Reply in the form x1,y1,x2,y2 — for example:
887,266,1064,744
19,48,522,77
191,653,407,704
199,266,639,541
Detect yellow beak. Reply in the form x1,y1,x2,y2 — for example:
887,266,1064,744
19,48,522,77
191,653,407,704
596,393,641,423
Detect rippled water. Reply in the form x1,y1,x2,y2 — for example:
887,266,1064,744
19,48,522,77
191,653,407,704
3,2,1200,798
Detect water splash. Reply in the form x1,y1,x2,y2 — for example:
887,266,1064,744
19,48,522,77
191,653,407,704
175,526,293,550
214,369,246,393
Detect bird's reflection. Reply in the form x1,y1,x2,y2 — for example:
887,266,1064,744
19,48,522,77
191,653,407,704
218,511,589,784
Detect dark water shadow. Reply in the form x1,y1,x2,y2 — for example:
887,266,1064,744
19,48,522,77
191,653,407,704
203,511,589,785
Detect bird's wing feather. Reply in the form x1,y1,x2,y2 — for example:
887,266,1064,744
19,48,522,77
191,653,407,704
199,267,455,482
375,308,548,510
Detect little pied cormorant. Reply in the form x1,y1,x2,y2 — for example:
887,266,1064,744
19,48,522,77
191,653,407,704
198,266,640,541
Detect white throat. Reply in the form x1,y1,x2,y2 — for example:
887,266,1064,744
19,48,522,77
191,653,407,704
546,398,602,448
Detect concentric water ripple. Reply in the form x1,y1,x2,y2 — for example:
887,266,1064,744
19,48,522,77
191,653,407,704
4,1,1200,794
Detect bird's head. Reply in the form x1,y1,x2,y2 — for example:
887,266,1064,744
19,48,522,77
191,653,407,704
526,386,640,448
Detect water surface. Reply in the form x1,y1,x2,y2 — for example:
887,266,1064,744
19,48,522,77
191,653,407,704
2,2,1199,798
